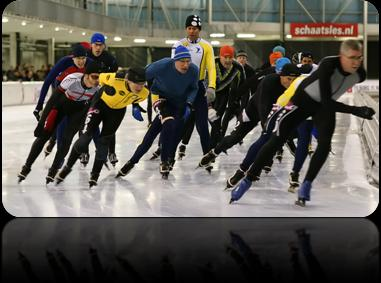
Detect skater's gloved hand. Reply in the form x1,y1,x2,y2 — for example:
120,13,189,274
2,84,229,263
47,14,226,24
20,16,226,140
132,104,144,122
133,103,147,113
351,106,376,120
208,107,219,122
205,87,216,104
153,98,166,113
33,108,42,121
183,103,192,120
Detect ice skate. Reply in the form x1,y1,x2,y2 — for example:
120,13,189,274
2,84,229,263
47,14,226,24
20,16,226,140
263,165,272,174
295,181,312,207
308,143,314,157
169,159,176,171
89,172,99,188
18,165,31,183
160,161,170,179
80,153,89,167
108,153,118,166
229,178,252,204
46,168,58,184
275,149,283,163
288,171,299,193
116,161,134,178
55,165,72,184
198,149,217,168
150,147,161,160
225,169,245,190
177,144,186,160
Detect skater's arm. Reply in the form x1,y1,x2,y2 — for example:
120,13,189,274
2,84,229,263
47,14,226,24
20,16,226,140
37,57,71,109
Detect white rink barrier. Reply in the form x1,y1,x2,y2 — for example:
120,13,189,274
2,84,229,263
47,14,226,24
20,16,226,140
2,81,52,107
353,84,379,186
2,81,150,109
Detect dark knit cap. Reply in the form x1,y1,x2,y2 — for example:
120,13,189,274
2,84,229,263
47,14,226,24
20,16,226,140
185,15,202,29
127,67,146,83
84,61,103,74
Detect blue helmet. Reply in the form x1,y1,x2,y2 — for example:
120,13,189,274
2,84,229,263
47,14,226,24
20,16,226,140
275,57,291,74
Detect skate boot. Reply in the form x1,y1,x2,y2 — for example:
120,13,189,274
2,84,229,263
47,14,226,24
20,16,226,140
46,168,59,184
116,161,135,178
177,144,186,160
199,149,218,168
275,149,283,163
44,139,56,158
308,143,314,157
80,153,90,167
18,165,31,183
55,165,72,184
169,159,176,171
89,172,100,188
150,147,161,160
229,178,252,204
288,171,300,193
160,161,170,179
225,169,245,190
295,181,312,207
263,165,272,174
108,153,118,167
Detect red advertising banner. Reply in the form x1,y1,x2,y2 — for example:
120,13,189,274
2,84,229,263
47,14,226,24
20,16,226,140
290,23,358,37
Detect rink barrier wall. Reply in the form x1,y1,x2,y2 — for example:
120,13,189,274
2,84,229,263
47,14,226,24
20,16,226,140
352,80,379,186
2,81,52,107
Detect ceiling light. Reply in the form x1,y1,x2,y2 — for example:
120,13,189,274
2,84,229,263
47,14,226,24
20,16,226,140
82,32,86,36
133,38,146,43
21,21,27,26
165,39,177,44
39,24,44,28
211,41,220,45
69,29,73,33
236,33,256,38
55,27,60,31
286,34,292,39
113,36,122,41
104,36,108,39
210,33,225,38
2,17,9,23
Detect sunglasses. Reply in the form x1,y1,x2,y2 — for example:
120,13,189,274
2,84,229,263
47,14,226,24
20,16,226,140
90,74,99,80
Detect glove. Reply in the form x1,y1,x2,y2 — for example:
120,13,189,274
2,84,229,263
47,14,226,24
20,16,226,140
205,87,216,104
351,106,376,120
132,104,144,122
208,107,219,122
183,103,192,120
33,108,42,121
153,98,166,113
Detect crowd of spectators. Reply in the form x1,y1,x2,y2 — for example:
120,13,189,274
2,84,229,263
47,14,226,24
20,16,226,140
2,63,53,82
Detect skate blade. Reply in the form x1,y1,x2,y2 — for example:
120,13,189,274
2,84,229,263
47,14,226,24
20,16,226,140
288,186,298,193
294,199,306,207
229,198,235,204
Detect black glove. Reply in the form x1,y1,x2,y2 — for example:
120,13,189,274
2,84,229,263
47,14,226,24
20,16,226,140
352,106,376,120
33,108,42,121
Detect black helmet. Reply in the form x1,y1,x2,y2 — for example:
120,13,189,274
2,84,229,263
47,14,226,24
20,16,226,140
127,67,146,83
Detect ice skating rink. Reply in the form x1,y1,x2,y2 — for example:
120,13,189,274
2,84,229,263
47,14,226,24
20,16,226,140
2,95,378,217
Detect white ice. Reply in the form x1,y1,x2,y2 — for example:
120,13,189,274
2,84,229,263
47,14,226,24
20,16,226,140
2,94,379,216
